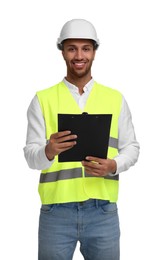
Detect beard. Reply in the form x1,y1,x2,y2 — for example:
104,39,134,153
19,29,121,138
66,59,94,79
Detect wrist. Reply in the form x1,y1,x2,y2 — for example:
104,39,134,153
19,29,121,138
45,144,55,161
108,159,117,175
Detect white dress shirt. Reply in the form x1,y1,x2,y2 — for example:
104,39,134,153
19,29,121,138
24,78,140,175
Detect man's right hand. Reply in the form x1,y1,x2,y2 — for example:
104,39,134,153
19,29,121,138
45,131,77,161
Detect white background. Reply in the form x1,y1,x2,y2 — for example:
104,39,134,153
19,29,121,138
0,0,164,259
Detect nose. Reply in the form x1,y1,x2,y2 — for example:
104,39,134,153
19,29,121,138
75,48,83,60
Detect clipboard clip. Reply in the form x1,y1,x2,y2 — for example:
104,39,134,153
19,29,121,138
82,112,88,115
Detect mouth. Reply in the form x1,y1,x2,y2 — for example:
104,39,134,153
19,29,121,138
72,61,86,69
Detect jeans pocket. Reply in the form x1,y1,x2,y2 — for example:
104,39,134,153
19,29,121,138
100,202,118,214
41,204,55,213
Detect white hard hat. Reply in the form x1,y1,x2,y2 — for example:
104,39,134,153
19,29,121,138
57,19,100,50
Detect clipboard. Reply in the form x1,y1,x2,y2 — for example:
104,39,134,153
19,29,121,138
58,113,112,162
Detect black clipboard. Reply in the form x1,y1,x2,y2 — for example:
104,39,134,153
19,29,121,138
58,113,112,162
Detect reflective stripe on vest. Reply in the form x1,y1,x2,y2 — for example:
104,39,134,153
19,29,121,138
109,137,118,149
40,168,82,183
40,168,119,183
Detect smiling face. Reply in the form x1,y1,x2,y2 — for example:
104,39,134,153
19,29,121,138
62,39,96,82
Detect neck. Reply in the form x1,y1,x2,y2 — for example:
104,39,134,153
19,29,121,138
65,75,92,95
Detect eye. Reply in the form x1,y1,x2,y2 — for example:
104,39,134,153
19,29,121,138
67,47,76,52
83,47,91,52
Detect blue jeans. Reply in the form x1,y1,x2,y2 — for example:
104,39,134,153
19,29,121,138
38,199,120,260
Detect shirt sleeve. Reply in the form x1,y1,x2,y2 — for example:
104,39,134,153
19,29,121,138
23,95,54,170
113,96,140,175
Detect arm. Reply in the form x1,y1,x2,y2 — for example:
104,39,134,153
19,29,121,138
23,95,77,170
114,96,140,174
23,95,51,170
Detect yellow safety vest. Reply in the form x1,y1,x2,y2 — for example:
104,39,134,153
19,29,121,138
37,81,122,204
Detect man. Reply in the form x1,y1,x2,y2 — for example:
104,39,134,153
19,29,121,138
24,19,140,260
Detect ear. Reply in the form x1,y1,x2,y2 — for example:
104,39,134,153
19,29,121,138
93,49,96,60
62,50,65,60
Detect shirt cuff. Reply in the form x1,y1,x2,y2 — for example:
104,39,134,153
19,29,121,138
37,145,55,170
113,156,124,175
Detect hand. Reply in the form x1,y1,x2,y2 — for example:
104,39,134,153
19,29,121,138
45,131,77,160
82,156,117,177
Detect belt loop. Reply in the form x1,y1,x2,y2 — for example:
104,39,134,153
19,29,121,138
95,199,99,208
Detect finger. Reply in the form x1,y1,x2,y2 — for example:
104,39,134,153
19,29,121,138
58,134,77,143
57,140,77,149
84,167,102,176
50,131,71,139
85,156,104,164
82,160,101,170
50,133,77,143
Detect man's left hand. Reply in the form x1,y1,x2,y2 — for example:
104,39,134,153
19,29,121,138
82,156,117,177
